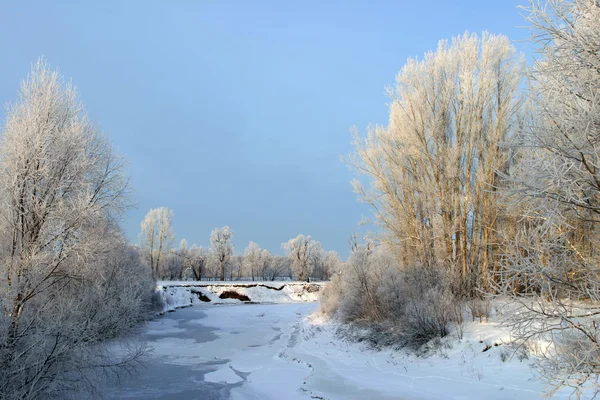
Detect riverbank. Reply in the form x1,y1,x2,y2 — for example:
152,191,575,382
156,281,323,312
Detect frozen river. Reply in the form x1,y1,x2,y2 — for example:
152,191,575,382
104,303,319,400
103,301,561,400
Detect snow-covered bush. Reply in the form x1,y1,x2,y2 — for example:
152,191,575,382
321,247,462,349
399,265,460,347
319,273,344,317
336,247,389,322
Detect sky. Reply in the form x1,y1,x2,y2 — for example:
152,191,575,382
0,0,532,258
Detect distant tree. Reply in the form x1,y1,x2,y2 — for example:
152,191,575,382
243,241,262,281
186,244,207,281
163,250,182,280
209,226,234,281
283,234,321,281
204,252,219,281
258,249,274,280
266,255,290,281
309,242,327,280
322,251,341,280
230,254,244,281
174,239,189,279
175,240,209,281
241,242,276,281
139,207,175,278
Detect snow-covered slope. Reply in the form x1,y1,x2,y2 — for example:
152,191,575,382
271,311,578,400
157,281,323,312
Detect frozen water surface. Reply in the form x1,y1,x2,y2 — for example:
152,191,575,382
105,301,577,400
104,303,318,400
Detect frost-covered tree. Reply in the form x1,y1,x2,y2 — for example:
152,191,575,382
175,238,189,277
258,249,275,280
176,240,207,281
322,251,341,280
282,234,321,281
243,241,262,281
163,250,183,280
231,254,244,280
349,32,524,295
139,207,175,278
204,252,219,281
266,255,291,281
0,60,154,399
308,242,327,281
499,1,600,396
242,242,276,281
186,244,207,281
209,226,234,281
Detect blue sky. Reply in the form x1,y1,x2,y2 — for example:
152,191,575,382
0,0,531,257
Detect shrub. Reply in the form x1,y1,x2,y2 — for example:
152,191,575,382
219,291,251,302
320,249,462,350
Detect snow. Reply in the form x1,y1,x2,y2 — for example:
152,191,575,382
156,281,323,312
204,367,244,384
287,317,528,399
272,311,584,400
107,284,593,399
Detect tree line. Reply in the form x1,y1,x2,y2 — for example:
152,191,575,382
138,207,342,282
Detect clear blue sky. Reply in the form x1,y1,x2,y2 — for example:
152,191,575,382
0,0,530,258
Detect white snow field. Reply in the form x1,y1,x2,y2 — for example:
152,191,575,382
104,283,582,400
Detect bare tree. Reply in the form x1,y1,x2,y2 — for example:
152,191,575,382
348,32,524,295
0,59,153,399
209,226,234,281
139,207,175,278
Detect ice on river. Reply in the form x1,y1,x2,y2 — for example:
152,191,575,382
104,303,315,400
105,302,580,400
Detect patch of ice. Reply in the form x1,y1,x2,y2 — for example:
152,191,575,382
204,366,243,384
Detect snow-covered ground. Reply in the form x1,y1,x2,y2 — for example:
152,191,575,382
287,313,580,400
231,308,578,400
104,283,585,399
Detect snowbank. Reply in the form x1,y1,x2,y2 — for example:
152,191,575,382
156,281,323,312
286,311,578,400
